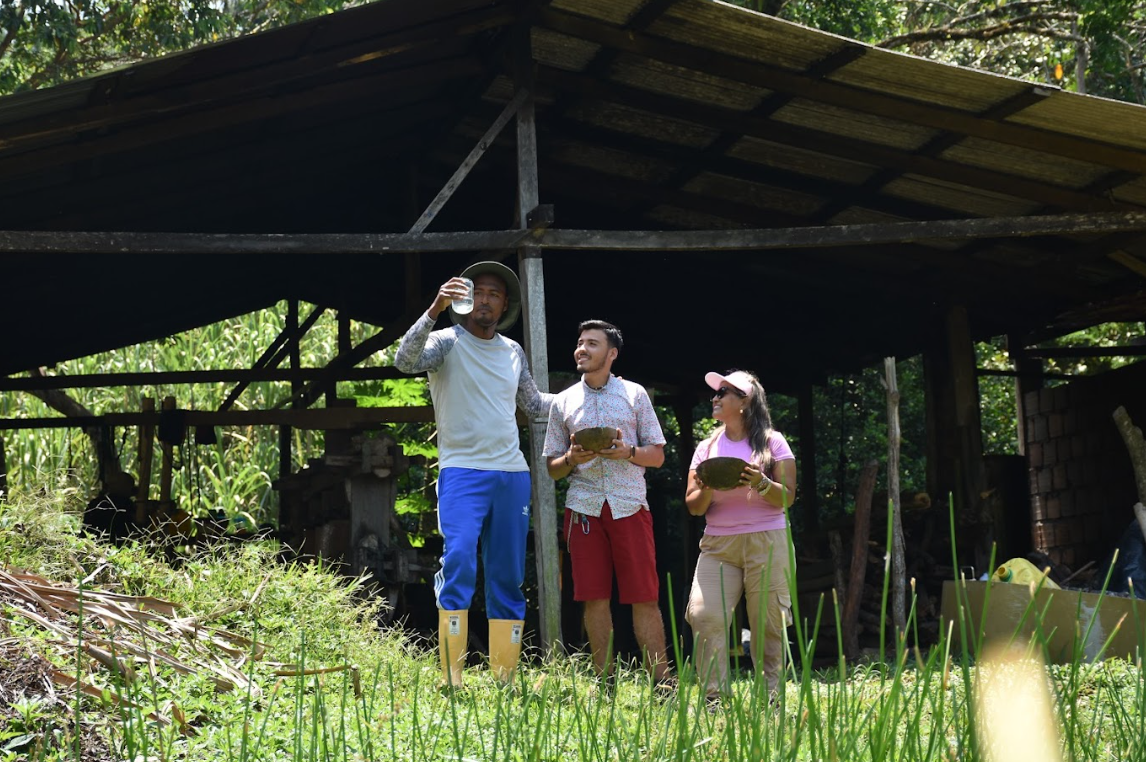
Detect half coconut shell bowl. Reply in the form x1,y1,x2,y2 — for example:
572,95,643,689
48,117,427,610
573,427,619,452
696,457,748,490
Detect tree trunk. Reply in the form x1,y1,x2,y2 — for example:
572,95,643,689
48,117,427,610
885,357,906,633
843,459,879,660
1113,406,1146,503
1112,407,1146,544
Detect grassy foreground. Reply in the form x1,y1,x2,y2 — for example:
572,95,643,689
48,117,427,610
2,490,1146,761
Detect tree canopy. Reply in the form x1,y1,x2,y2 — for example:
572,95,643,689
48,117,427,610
4,1,1146,102
744,0,1146,104
0,0,364,93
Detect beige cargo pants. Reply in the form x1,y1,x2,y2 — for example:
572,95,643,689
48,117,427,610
685,528,792,697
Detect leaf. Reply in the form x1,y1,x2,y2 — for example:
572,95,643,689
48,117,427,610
0,734,36,752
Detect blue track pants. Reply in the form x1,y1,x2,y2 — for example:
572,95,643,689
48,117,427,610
434,467,532,620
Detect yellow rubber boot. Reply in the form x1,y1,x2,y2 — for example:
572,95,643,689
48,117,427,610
439,610,468,689
488,619,524,684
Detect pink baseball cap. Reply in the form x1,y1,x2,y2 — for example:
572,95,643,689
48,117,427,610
705,370,754,396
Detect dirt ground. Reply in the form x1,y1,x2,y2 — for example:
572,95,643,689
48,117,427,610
0,599,113,761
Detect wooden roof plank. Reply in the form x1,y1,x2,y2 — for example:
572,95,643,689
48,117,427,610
539,6,1146,174
536,65,1126,212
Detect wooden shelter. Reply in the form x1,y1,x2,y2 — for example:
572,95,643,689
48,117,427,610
3,0,1146,647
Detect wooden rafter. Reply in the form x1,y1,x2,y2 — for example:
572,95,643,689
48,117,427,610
0,406,437,432
0,4,517,155
810,86,1056,224
3,212,1146,255
538,7,1146,174
0,57,486,182
631,44,868,219
0,366,407,393
535,66,1123,212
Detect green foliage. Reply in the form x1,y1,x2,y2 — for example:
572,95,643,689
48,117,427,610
0,0,364,94
809,360,927,521
768,0,902,42
7,490,1146,760
0,302,397,527
736,0,1146,105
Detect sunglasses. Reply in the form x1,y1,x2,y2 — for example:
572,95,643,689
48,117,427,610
713,386,746,399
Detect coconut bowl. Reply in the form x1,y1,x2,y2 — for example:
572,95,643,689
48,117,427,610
573,427,618,452
696,456,748,490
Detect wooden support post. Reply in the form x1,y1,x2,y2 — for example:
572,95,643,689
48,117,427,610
1007,334,1042,457
947,306,991,571
0,432,7,499
280,300,299,481
349,473,398,576
338,311,352,355
797,384,818,532
135,397,155,524
158,396,176,509
842,459,878,660
884,358,906,633
514,29,561,654
673,401,698,624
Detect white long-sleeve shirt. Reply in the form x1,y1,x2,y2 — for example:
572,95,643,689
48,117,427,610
395,312,552,471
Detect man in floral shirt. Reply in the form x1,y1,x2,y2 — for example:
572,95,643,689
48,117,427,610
544,320,670,683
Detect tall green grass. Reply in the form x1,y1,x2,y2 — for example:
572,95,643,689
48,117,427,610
5,489,1146,761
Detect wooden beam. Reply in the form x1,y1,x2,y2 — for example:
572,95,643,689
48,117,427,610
638,44,867,220
408,89,530,234
2,211,1145,257
0,366,407,392
0,57,486,182
0,4,515,154
538,211,1146,250
514,26,562,655
432,137,1092,299
810,86,1056,225
1107,250,1146,279
539,115,962,224
536,65,1124,212
0,228,538,254
0,406,437,432
1021,344,1146,359
538,7,1146,175
976,367,1067,380
219,304,326,412
541,160,806,228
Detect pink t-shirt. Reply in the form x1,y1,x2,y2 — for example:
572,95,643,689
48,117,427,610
689,430,795,535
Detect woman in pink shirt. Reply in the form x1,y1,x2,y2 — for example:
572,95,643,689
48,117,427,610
684,369,797,704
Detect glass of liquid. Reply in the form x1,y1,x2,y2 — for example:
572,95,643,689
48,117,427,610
452,277,474,314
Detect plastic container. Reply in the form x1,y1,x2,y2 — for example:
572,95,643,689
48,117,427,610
452,277,474,315
992,557,1060,589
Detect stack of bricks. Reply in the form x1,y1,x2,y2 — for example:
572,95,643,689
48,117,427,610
1024,370,1141,570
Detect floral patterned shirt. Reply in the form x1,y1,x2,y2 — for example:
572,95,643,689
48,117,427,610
543,375,666,519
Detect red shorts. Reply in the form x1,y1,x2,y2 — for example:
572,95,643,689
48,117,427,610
563,501,659,604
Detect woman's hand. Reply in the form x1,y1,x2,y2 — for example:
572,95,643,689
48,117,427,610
685,469,714,516
740,463,766,492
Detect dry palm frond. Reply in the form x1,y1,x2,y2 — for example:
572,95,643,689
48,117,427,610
0,565,263,702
